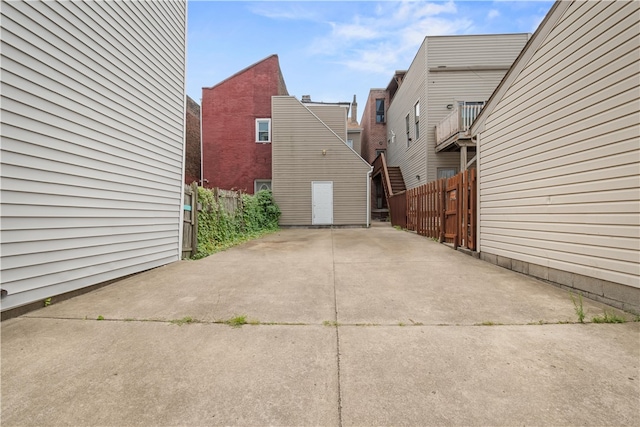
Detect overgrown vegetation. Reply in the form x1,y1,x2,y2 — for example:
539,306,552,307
194,189,281,258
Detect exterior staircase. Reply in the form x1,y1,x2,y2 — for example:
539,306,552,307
371,153,406,222
386,166,406,194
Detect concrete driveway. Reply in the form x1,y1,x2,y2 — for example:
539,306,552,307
2,224,638,426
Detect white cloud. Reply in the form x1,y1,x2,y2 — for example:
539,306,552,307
247,3,320,21
487,9,500,19
400,17,473,47
329,20,379,41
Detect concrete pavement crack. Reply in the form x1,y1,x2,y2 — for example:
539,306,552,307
330,227,343,427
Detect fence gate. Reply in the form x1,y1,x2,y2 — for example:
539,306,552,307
182,182,198,259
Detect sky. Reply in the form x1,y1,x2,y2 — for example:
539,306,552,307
187,0,555,121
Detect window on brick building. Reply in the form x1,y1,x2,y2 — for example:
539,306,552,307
256,119,271,143
254,179,272,192
375,99,385,123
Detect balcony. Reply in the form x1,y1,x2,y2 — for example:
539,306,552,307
435,101,485,152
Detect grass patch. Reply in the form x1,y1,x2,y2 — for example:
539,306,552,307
323,320,339,327
570,292,585,323
97,315,105,321
43,298,52,307
225,315,247,328
592,310,625,324
476,321,502,326
170,316,195,326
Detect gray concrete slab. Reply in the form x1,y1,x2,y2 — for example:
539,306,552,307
339,323,640,426
1,318,338,427
2,225,638,426
30,230,336,324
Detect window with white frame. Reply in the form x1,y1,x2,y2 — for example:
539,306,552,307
256,119,271,143
254,179,272,193
405,113,411,147
414,101,420,140
346,139,353,149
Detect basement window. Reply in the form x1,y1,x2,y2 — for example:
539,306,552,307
255,179,272,193
256,119,271,143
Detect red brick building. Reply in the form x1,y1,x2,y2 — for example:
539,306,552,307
361,89,391,218
360,88,389,164
201,55,288,193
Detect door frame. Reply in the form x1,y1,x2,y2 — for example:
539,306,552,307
312,181,333,225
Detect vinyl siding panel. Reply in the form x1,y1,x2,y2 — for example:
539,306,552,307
307,105,348,142
387,34,528,188
426,34,529,182
386,41,426,189
272,97,370,226
478,0,640,289
0,1,186,310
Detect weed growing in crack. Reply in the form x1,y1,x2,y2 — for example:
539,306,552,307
226,315,247,328
570,292,585,323
170,316,195,326
592,310,625,324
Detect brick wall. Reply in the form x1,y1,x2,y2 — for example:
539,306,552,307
360,89,389,164
201,55,288,193
184,96,201,184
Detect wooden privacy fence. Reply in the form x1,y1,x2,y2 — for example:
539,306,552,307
392,169,476,251
388,191,407,229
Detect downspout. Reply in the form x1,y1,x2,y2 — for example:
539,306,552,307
475,133,481,254
367,166,373,228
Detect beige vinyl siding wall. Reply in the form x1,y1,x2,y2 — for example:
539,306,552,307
387,34,528,188
348,130,362,155
387,42,426,190
426,34,529,182
478,1,640,290
307,105,348,142
272,97,370,226
0,1,186,310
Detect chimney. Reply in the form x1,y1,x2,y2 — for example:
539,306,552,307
301,95,311,103
350,94,358,124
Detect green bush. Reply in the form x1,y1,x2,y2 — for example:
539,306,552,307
194,188,280,258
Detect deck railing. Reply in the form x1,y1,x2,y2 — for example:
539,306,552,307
435,102,485,146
